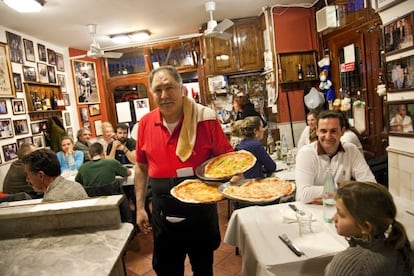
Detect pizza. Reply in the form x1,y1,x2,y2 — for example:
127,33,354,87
222,177,295,202
203,150,256,179
170,179,224,203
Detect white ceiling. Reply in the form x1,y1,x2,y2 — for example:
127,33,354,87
0,0,317,51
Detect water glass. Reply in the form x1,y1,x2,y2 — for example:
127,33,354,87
296,211,313,236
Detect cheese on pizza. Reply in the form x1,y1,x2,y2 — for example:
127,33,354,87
171,179,224,203
222,177,294,202
204,150,256,179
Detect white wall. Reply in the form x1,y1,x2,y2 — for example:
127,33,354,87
0,26,79,192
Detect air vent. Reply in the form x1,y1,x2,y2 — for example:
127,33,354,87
316,6,338,33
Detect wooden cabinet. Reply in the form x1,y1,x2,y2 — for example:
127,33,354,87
277,51,318,90
203,17,264,76
24,82,63,120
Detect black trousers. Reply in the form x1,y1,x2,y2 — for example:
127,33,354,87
149,177,220,276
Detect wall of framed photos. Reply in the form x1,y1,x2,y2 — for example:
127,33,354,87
378,1,414,200
0,25,82,191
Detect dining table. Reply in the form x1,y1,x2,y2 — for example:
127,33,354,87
224,196,414,276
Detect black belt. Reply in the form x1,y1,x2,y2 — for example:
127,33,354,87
149,176,196,196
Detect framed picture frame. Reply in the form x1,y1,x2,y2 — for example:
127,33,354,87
94,119,103,136
83,121,91,131
13,119,29,136
37,62,48,83
17,136,33,148
62,111,71,127
2,143,18,162
385,55,414,91
47,65,56,84
72,60,101,104
0,100,8,114
5,31,23,64
80,107,89,122
37,43,47,62
30,120,47,135
56,53,65,72
12,73,23,92
0,42,16,98
0,118,14,139
57,74,66,92
33,135,45,148
375,0,406,12
89,103,101,116
22,65,37,82
388,100,414,136
66,127,74,140
62,93,70,106
23,39,35,62
47,48,56,65
11,98,26,115
383,12,414,55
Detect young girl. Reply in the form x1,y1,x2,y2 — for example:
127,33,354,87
325,181,414,275
56,136,84,172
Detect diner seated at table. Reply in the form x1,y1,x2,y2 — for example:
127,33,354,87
295,110,376,204
2,143,41,199
339,112,363,152
56,136,84,172
97,121,115,153
22,149,88,202
297,111,318,151
74,127,92,162
325,181,414,275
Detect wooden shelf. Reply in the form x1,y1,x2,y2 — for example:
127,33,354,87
28,110,62,121
277,51,318,84
23,82,63,113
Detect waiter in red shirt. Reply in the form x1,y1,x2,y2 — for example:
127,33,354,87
135,66,233,276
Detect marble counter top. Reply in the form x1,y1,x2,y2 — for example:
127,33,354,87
0,223,133,276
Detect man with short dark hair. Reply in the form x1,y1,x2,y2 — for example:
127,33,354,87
23,149,88,202
295,110,376,204
75,142,131,187
107,123,136,165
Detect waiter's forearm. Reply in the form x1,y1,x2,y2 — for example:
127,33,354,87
134,163,148,210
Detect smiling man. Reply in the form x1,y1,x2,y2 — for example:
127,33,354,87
295,110,376,204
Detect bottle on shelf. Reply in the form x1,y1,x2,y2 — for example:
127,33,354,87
51,92,58,110
322,168,337,223
267,131,275,154
297,64,303,80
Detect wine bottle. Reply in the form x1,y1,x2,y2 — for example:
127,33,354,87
298,64,303,80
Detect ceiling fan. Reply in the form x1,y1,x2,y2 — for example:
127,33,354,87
203,1,234,40
70,24,123,60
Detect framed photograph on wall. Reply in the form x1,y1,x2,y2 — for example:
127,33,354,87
386,55,414,91
47,65,56,84
11,98,25,115
94,120,102,136
13,119,29,136
37,43,47,62
89,103,101,116
383,12,414,55
47,48,56,65
66,127,73,139
30,120,47,135
5,31,23,64
22,65,37,82
72,60,100,104
37,62,48,83
23,39,35,62
2,143,18,162
33,135,45,148
375,0,406,12
388,100,414,136
0,118,14,139
80,107,89,122
63,111,71,127
83,121,91,131
0,42,16,98
0,100,8,114
57,74,66,92
13,73,23,92
56,53,65,72
17,136,33,148
62,93,70,106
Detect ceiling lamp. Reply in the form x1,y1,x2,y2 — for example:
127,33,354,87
4,0,45,13
110,30,151,44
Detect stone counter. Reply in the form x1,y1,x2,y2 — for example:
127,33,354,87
0,223,133,276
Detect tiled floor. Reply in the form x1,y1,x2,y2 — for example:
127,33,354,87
124,200,242,276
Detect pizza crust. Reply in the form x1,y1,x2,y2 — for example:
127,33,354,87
222,177,295,202
171,179,224,203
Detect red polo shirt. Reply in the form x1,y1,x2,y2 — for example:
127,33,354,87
136,108,233,178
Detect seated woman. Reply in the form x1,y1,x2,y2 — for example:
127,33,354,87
97,122,115,153
340,115,363,152
297,111,318,150
325,181,414,275
56,136,84,173
233,94,267,128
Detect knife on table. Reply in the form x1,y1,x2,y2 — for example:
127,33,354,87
288,203,306,216
278,234,304,256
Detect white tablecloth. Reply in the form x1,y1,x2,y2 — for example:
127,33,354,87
224,197,414,276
